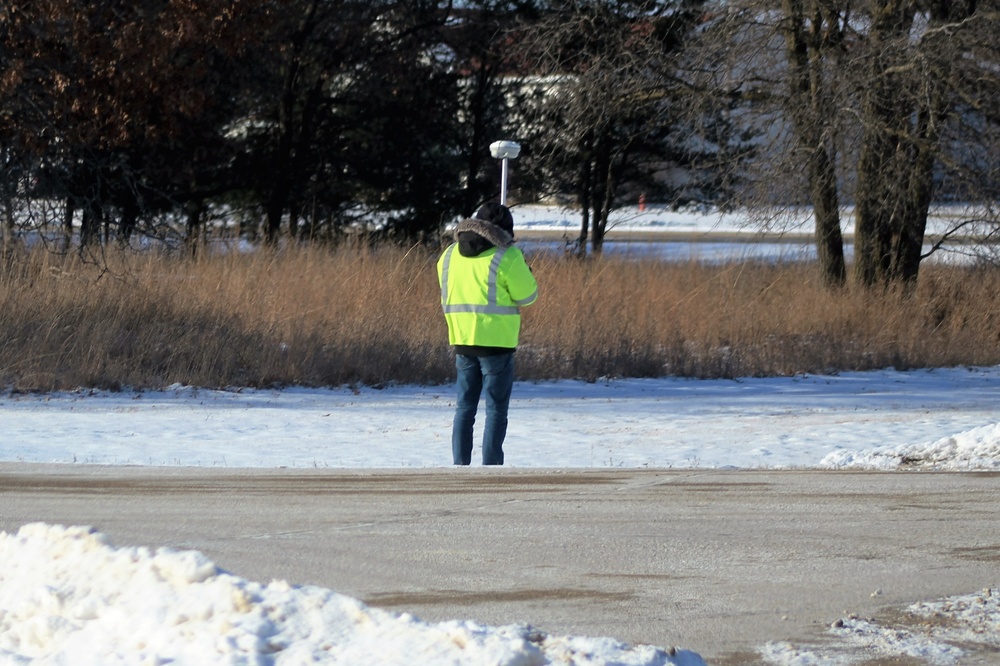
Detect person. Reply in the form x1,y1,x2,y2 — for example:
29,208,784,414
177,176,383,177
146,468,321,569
437,202,538,466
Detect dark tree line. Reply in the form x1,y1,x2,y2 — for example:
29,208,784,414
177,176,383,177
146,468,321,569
1,0,537,251
3,0,999,288
1,0,256,249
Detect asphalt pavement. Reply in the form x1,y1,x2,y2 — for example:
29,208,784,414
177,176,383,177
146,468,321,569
1,464,998,664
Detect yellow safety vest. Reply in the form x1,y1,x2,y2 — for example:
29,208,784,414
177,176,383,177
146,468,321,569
437,243,538,348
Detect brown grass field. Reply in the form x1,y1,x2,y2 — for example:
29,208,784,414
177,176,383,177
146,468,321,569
1,244,998,391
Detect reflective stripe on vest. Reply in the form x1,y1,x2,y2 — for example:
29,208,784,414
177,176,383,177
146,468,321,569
440,244,521,316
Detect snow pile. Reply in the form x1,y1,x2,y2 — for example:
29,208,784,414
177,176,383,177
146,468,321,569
821,422,1000,470
761,588,1000,665
0,524,705,666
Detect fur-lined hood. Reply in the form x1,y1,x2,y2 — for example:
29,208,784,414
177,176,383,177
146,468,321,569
453,217,513,249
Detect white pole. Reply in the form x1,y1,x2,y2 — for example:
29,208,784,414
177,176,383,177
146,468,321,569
500,158,510,205
489,141,521,207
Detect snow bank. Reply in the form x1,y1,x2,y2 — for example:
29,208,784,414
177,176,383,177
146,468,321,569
0,524,705,666
821,422,1000,470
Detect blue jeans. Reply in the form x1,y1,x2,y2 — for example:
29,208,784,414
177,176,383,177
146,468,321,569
453,352,514,466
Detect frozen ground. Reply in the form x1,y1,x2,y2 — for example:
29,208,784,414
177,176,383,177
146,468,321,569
1,366,999,664
2,367,997,471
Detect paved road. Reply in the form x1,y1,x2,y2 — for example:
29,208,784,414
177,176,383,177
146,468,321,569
1,464,998,664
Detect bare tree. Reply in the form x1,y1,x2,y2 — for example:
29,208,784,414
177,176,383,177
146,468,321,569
781,0,849,286
515,0,708,257
688,0,1000,287
852,0,995,287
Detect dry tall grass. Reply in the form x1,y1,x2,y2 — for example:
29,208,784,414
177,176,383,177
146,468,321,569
1,245,998,391
523,253,1000,379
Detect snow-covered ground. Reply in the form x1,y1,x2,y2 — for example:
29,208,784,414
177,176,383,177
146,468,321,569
512,202,976,237
510,203,993,265
3,367,997,470
2,366,999,664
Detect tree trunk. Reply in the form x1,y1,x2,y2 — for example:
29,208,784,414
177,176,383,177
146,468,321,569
575,132,593,258
890,115,935,286
781,0,846,288
810,146,846,287
265,47,301,245
185,199,205,258
577,180,590,258
80,200,103,250
464,65,492,216
63,197,75,253
886,0,967,286
288,197,301,241
853,0,917,288
265,153,291,245
118,194,140,245
265,0,324,246
854,114,894,288
2,195,14,251
590,129,615,256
